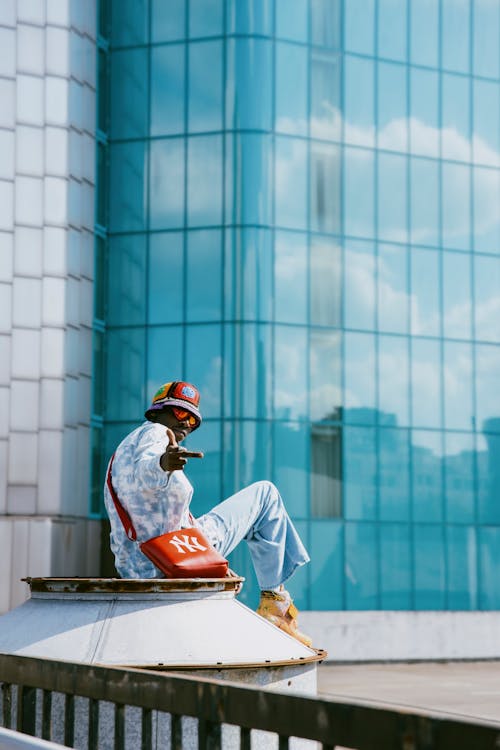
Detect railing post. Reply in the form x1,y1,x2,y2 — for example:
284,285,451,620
1,684,12,730
16,685,37,736
41,690,52,740
240,727,251,749
88,698,99,750
114,703,125,750
198,718,222,749
64,693,74,747
141,707,152,750
171,713,182,750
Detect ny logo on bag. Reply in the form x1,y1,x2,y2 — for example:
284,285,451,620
168,534,208,554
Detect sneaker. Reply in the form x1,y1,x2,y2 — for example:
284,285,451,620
256,589,313,648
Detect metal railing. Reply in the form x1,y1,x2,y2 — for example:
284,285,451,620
1,653,500,749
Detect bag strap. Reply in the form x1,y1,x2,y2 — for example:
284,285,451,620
106,454,137,542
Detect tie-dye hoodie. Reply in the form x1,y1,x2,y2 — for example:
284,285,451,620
104,421,194,578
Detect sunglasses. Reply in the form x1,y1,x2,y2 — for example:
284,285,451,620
171,407,198,427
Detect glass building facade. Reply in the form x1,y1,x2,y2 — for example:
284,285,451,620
93,0,500,611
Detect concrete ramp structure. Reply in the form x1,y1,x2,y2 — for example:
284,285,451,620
0,578,324,749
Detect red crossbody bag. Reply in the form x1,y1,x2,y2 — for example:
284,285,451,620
106,455,228,579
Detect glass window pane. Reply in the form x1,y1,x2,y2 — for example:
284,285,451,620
378,243,409,334
344,427,377,520
151,0,185,42
147,326,183,398
473,0,500,78
344,0,375,55
310,49,341,141
185,324,222,418
410,157,439,247
378,154,408,243
478,432,500,524
442,0,470,74
473,167,500,254
344,148,375,238
275,42,308,135
414,524,445,609
410,248,440,336
311,0,341,48
226,0,273,35
344,239,375,330
410,68,439,157
149,138,185,230
90,426,105,515
412,430,443,522
187,135,222,226
188,41,223,133
444,341,473,430
106,327,146,421
311,423,342,518
475,344,500,432
187,230,222,322
378,335,409,427
189,0,223,37
92,330,105,416
223,323,272,419
224,228,272,322
345,521,378,608
443,252,472,340
380,523,411,609
109,141,147,233
379,428,410,520
310,236,341,328
107,234,147,326
410,0,438,68
444,432,475,523
186,420,222,516
344,56,375,147
226,38,272,131
275,231,307,324
275,137,307,231
377,62,407,152
479,527,500,609
472,80,500,167
274,325,308,420
310,330,342,422
310,521,344,610
442,73,471,162
310,142,341,234
151,45,185,137
238,420,272,488
276,0,308,41
377,0,407,61
344,332,376,423
148,232,184,324
442,162,471,251
411,339,441,429
110,49,148,140
274,422,309,517
474,255,500,342
225,134,272,226
111,0,149,46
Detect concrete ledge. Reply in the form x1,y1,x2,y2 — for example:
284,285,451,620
301,611,500,662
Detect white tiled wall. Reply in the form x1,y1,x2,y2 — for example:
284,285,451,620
0,0,99,612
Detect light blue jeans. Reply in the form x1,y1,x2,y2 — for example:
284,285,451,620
196,481,310,590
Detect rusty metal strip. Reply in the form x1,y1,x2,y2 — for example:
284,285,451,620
24,577,244,595
114,648,326,671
